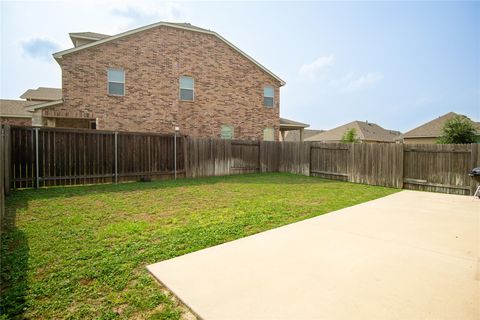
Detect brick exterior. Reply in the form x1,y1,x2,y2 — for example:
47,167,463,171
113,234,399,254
47,25,281,140
0,117,31,126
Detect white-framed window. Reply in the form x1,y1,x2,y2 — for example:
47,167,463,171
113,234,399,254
263,128,274,141
180,76,194,101
220,125,234,140
264,86,274,107
107,68,125,96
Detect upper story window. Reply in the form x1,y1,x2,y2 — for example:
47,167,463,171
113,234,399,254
220,125,234,140
263,128,274,141
264,86,274,107
108,68,125,96
180,76,194,101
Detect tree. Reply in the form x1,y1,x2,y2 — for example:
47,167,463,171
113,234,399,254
437,115,478,144
341,128,359,143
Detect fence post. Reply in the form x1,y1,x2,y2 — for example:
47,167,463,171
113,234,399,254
114,132,118,184
397,143,404,189
470,143,479,195
3,125,10,194
35,128,40,189
183,136,188,178
1,125,4,226
174,132,177,180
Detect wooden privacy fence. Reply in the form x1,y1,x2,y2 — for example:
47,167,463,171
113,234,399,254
2,125,480,195
6,126,185,188
309,142,480,195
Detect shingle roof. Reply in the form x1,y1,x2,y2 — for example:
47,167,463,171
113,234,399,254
306,121,401,142
403,112,480,138
284,129,324,142
280,117,309,128
69,32,111,40
54,22,285,86
20,87,62,101
0,99,38,117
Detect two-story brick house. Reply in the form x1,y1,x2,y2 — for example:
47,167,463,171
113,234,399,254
29,22,285,140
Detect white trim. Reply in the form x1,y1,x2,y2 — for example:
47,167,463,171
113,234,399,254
54,22,285,86
70,35,105,41
25,99,63,112
0,115,32,118
280,124,309,128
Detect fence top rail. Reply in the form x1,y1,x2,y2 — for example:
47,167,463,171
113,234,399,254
8,125,185,137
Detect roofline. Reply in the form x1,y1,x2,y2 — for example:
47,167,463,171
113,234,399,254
403,135,440,139
0,114,32,118
280,124,310,128
69,34,106,41
25,99,63,112
54,22,286,86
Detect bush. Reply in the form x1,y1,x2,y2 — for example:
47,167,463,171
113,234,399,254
341,128,359,143
437,115,478,144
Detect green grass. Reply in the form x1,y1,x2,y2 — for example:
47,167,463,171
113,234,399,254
1,173,398,319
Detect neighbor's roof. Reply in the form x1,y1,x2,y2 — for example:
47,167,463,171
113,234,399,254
53,22,285,86
280,117,310,128
0,99,38,118
403,112,480,138
285,129,324,142
306,121,401,142
20,87,62,101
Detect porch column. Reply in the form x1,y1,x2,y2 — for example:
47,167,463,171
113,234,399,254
299,128,304,142
280,130,286,141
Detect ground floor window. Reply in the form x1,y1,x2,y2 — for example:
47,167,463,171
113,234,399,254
263,128,275,141
221,125,234,139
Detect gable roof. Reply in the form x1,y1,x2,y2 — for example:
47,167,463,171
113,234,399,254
280,117,309,128
69,32,111,41
20,87,62,101
53,22,285,86
403,112,480,138
0,99,38,118
284,129,324,142
306,121,401,142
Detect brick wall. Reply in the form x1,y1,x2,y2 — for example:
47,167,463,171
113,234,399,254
0,117,31,126
48,25,281,140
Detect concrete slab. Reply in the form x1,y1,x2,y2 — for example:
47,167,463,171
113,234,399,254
147,191,480,320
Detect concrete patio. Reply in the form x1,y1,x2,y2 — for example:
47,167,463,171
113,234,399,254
147,190,480,320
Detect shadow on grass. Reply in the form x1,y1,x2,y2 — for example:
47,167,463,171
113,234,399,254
0,202,29,319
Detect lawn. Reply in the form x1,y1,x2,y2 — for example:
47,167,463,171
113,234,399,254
1,173,398,319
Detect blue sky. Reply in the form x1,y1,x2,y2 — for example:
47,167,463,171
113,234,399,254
1,1,479,131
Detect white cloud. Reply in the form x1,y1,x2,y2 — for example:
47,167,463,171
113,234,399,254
111,1,190,29
334,71,383,93
298,55,335,81
20,37,60,62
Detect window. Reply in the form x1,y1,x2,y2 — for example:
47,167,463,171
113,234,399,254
221,125,234,140
264,86,274,107
89,120,97,130
108,68,125,96
180,76,194,101
263,128,274,141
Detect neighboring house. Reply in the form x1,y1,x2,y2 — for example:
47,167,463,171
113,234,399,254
0,87,63,127
402,112,480,144
0,100,38,126
26,22,287,140
279,118,310,141
284,129,324,142
20,87,62,102
306,120,401,143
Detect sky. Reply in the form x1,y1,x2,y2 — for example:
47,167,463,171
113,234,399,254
1,0,479,132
